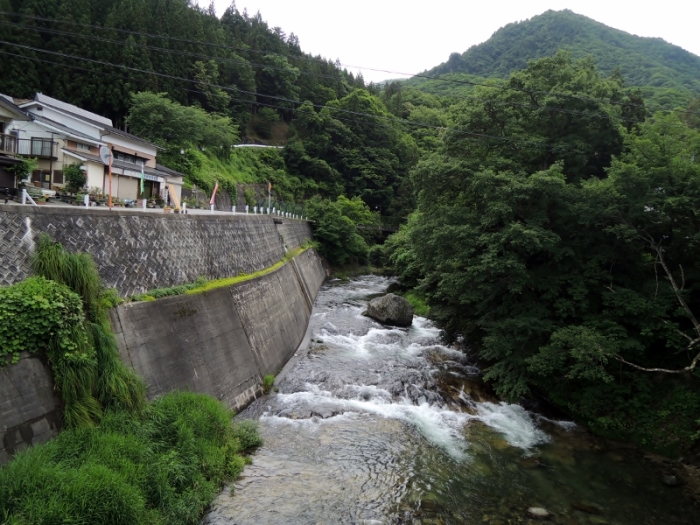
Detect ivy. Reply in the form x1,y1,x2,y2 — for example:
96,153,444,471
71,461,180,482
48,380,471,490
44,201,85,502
1,236,145,427
0,277,92,367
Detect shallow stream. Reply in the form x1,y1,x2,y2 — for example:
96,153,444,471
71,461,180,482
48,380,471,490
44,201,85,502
203,276,697,525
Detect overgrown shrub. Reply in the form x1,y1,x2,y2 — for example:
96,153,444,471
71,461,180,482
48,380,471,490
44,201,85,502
28,235,145,424
0,392,260,525
306,195,375,266
368,244,386,267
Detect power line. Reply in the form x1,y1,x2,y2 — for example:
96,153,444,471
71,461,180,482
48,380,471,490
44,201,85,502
0,47,562,152
3,9,697,117
0,24,652,126
0,21,352,86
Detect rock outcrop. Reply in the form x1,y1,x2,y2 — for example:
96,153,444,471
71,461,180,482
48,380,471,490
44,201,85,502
365,293,413,327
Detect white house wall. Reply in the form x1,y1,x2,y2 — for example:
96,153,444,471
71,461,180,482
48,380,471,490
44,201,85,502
9,119,59,142
104,134,157,159
85,162,104,191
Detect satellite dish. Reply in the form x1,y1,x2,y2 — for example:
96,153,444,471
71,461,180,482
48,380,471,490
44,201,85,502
99,145,113,165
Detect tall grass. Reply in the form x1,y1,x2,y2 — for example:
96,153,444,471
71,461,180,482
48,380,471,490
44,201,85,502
403,291,431,318
0,392,261,525
31,235,145,425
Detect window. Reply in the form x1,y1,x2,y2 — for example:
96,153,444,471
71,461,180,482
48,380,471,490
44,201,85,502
31,138,53,157
53,170,63,184
114,151,138,164
31,170,41,183
76,143,90,151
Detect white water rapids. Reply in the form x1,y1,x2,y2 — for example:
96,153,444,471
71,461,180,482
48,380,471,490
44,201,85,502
203,276,697,525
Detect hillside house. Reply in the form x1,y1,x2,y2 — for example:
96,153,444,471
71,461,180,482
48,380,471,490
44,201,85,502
15,94,183,203
0,95,30,189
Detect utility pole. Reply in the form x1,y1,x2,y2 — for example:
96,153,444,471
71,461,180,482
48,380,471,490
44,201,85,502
48,132,56,189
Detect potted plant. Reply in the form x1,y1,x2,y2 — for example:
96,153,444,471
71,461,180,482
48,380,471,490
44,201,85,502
163,205,172,214
174,206,180,214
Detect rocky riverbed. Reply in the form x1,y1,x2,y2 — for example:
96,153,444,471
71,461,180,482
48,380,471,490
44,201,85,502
203,275,698,525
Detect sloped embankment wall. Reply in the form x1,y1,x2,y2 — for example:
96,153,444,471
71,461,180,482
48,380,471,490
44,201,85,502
111,249,327,410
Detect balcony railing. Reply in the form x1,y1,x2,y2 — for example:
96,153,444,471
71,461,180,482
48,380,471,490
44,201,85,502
17,138,57,159
0,133,17,155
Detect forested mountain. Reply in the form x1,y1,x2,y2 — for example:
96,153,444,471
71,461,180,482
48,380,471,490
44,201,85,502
0,0,365,129
0,0,419,216
413,10,700,108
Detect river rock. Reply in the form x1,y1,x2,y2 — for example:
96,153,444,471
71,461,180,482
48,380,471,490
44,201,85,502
662,474,682,487
526,507,552,520
571,502,603,515
365,293,413,326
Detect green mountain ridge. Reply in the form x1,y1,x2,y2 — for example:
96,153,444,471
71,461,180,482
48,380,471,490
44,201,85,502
415,10,700,106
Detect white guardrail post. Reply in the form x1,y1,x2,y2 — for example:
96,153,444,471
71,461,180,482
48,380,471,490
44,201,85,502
22,189,37,206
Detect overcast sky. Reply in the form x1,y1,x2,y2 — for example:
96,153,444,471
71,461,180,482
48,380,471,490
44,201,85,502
203,1,700,83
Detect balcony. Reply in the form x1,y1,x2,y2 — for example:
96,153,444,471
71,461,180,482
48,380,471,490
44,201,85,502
17,138,57,159
0,133,16,155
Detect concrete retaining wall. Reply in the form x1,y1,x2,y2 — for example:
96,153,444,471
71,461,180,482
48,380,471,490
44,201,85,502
0,202,325,464
0,205,313,296
112,249,327,409
0,353,62,464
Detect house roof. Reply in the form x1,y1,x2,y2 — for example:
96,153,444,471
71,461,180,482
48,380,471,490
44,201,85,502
64,150,182,180
33,93,112,127
22,94,162,150
0,94,29,121
32,114,105,146
155,163,185,178
0,154,23,166
60,109,163,150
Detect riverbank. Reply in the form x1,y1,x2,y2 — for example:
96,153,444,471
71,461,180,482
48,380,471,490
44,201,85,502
204,276,699,524
383,275,700,505
0,392,261,525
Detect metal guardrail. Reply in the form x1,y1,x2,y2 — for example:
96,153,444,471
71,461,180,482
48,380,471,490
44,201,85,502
0,134,57,158
16,138,56,158
256,199,305,217
0,133,16,154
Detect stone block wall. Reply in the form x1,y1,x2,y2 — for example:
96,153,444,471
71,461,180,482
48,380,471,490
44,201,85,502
0,205,312,297
0,353,62,464
277,221,313,251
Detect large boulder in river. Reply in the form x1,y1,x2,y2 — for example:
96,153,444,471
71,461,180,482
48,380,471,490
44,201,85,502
365,293,413,327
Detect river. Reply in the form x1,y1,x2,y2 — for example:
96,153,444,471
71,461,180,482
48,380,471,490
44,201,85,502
203,276,697,525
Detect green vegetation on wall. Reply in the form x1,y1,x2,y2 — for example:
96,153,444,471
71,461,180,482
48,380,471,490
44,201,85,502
0,235,144,427
30,235,145,424
1,237,263,524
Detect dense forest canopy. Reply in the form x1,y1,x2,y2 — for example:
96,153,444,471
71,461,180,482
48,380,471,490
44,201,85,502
0,0,421,214
388,53,700,453
0,0,367,128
